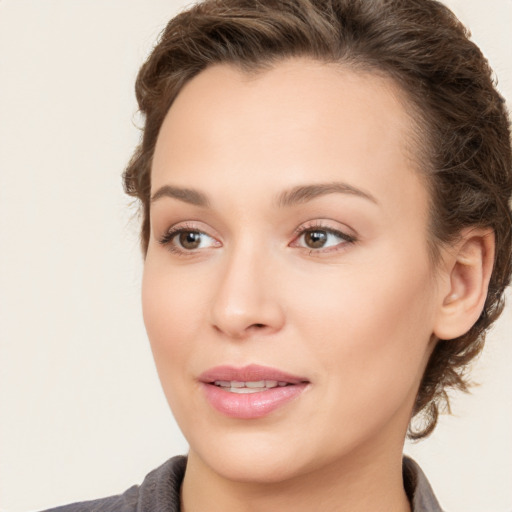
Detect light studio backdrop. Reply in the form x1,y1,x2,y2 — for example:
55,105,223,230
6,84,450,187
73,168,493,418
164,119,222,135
0,1,510,511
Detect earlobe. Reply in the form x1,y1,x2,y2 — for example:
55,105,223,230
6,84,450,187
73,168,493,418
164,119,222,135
434,228,495,340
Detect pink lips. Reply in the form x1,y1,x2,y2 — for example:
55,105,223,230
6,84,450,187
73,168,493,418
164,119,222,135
199,364,309,419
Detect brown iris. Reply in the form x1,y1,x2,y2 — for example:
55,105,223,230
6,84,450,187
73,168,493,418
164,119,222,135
304,230,328,249
179,231,202,249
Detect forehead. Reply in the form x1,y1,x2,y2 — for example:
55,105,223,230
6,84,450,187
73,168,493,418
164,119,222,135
151,58,426,216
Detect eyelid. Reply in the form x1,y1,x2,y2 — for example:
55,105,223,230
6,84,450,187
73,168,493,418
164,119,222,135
293,219,356,237
290,220,357,252
156,219,356,256
158,221,222,254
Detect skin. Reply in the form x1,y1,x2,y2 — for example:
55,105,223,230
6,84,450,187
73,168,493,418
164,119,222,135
142,58,492,512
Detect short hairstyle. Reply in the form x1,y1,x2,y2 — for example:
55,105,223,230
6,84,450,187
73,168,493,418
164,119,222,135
124,0,512,439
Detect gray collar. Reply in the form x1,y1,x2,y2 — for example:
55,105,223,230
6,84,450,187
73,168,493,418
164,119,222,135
40,455,444,511
403,456,444,511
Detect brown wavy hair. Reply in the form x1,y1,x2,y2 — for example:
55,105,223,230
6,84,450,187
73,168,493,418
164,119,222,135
124,0,512,439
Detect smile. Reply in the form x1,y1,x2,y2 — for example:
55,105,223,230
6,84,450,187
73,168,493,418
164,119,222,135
200,365,309,419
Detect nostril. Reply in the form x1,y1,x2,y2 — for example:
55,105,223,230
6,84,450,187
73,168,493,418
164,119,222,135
253,323,265,329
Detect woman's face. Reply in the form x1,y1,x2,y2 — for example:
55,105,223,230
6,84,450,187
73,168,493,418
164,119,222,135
143,59,445,482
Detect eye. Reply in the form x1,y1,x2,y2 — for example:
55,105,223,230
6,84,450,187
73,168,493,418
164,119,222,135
291,224,356,252
176,231,205,250
159,226,220,254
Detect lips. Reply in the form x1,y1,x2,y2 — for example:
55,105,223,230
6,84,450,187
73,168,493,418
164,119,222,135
199,364,309,419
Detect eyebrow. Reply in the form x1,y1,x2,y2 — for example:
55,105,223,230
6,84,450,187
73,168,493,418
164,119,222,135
150,181,377,208
151,185,210,207
276,182,378,207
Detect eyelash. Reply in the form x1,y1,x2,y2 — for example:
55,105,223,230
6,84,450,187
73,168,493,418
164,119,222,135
292,222,357,254
158,222,357,256
158,223,217,256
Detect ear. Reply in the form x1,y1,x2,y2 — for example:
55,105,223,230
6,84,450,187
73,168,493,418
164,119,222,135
433,227,495,341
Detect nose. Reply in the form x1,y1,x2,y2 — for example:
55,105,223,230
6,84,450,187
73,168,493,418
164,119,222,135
209,241,285,340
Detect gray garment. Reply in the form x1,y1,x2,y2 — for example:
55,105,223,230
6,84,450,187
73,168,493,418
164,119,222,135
41,455,443,512
404,456,444,512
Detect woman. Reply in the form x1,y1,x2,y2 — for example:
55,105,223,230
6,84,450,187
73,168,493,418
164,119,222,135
36,0,510,510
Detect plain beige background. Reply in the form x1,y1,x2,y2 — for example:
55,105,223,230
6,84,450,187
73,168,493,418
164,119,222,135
0,1,511,511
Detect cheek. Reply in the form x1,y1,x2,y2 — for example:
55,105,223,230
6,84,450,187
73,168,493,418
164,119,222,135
284,264,436,456
291,253,436,411
141,257,206,373
141,259,210,428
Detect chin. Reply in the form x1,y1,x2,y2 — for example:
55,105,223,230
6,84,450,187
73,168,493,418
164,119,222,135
186,425,322,484
201,449,311,484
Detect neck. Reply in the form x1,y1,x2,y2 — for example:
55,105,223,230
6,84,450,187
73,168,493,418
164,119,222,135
181,444,411,512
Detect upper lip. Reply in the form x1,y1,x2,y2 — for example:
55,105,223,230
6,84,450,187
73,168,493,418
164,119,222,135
199,364,308,384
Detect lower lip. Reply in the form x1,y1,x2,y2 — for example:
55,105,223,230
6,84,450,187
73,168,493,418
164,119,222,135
202,383,308,419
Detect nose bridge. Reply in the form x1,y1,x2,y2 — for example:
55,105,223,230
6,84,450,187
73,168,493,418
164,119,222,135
210,235,284,338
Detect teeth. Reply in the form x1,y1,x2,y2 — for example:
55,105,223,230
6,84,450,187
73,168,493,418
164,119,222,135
246,380,265,388
229,387,264,394
213,380,288,392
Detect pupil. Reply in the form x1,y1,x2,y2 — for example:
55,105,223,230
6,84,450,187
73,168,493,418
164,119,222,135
180,231,201,249
306,230,327,248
